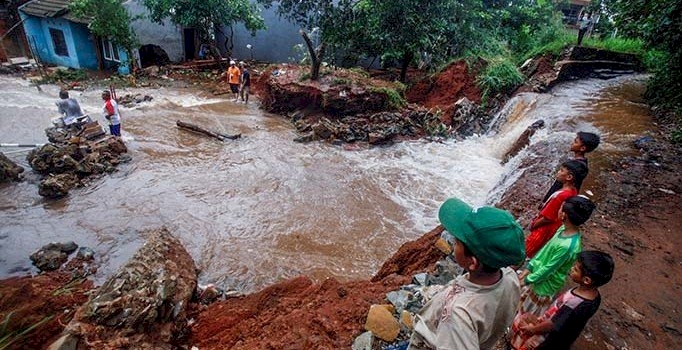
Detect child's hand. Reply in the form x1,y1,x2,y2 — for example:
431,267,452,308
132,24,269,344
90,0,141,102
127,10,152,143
519,323,534,335
517,269,529,285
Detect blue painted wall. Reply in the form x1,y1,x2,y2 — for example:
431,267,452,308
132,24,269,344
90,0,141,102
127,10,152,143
19,13,98,70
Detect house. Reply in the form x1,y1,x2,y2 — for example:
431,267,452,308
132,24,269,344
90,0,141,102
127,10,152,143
17,0,189,74
561,0,591,25
18,0,129,73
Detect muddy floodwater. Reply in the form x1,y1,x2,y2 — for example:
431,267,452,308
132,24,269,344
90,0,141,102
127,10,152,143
0,74,654,293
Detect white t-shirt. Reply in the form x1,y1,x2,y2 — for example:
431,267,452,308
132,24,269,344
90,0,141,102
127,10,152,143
102,98,121,125
409,268,521,350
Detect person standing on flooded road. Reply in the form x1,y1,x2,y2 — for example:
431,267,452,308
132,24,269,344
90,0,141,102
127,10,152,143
239,61,251,104
102,90,121,137
227,60,241,101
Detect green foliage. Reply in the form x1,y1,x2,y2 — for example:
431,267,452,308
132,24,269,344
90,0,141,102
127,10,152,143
37,68,88,84
370,87,406,109
672,128,682,144
142,0,265,42
603,0,682,109
642,49,669,72
582,37,645,55
69,0,136,52
476,57,524,101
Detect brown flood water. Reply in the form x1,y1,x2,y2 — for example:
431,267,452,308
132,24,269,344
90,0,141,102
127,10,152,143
0,74,654,293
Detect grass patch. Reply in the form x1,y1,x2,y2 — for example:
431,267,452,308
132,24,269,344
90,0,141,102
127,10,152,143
371,86,406,109
476,57,524,101
582,36,645,55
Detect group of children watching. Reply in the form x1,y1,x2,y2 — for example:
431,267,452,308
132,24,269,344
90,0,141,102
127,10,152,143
408,131,614,350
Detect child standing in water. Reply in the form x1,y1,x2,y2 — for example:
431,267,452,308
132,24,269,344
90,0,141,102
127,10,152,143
101,90,121,137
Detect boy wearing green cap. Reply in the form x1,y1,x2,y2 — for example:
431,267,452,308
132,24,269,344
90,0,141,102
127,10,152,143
408,197,526,350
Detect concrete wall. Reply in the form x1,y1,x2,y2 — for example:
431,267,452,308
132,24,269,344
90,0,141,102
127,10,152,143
218,4,303,63
124,0,184,62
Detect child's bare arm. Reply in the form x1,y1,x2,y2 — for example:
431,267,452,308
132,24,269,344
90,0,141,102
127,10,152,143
530,216,552,230
520,319,554,335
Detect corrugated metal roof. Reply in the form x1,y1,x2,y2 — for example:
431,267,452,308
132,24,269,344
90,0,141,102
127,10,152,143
19,0,90,24
20,0,71,18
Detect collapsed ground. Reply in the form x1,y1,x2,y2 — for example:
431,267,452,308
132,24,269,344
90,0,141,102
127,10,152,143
0,58,680,349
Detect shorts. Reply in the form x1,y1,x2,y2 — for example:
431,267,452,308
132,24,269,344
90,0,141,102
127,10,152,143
230,84,239,93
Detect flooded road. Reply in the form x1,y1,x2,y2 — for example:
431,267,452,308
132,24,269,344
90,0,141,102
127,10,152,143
0,74,654,293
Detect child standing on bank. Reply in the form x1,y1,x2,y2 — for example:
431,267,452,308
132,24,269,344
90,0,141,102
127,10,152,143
512,196,596,327
408,197,526,350
509,250,614,350
526,160,587,258
541,132,600,203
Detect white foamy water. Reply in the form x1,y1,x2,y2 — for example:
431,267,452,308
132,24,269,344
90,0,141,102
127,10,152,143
0,74,648,292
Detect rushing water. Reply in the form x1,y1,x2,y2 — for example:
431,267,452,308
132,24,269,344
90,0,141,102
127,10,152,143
0,74,654,293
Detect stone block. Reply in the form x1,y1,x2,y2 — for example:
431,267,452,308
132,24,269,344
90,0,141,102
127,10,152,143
365,304,400,342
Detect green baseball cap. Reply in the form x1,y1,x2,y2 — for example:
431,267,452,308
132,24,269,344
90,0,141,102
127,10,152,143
438,197,525,269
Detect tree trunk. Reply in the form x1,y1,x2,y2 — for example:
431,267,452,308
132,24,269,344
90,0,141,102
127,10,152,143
300,30,326,81
400,51,414,83
176,120,241,141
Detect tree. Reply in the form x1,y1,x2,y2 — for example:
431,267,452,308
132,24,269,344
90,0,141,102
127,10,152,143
257,0,355,80
354,0,490,82
69,0,137,54
602,0,682,109
142,0,266,58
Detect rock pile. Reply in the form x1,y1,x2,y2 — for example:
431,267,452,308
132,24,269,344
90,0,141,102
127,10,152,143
27,125,129,198
51,228,197,350
29,241,96,278
353,232,462,350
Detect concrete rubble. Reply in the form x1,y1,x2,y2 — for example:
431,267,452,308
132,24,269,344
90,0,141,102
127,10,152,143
27,121,129,198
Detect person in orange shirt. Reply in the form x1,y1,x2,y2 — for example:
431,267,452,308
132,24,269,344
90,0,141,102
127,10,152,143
227,60,241,101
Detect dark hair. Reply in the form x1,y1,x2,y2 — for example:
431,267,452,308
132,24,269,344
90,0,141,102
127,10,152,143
577,132,600,153
457,239,499,273
561,159,588,187
59,90,69,99
577,250,614,287
562,196,596,225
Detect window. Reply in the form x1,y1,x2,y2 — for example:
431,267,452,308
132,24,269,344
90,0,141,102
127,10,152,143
101,38,120,62
49,28,69,57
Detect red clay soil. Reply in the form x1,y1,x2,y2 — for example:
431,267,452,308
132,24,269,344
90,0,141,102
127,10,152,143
405,61,482,123
0,272,93,349
188,227,445,350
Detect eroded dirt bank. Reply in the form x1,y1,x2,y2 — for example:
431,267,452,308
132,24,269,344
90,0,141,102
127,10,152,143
0,57,679,349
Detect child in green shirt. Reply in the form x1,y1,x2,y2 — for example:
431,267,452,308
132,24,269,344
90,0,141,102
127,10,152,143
516,196,596,317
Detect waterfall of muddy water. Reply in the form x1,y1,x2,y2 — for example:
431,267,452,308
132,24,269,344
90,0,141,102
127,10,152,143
0,75,653,293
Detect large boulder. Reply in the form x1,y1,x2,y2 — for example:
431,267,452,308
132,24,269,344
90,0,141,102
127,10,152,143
54,228,197,349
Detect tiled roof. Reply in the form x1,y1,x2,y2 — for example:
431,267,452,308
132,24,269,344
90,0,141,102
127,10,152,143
19,0,89,23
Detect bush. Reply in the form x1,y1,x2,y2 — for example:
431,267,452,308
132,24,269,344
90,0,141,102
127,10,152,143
476,57,524,101
370,86,406,109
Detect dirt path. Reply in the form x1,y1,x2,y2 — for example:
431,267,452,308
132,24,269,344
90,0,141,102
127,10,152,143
573,131,682,349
